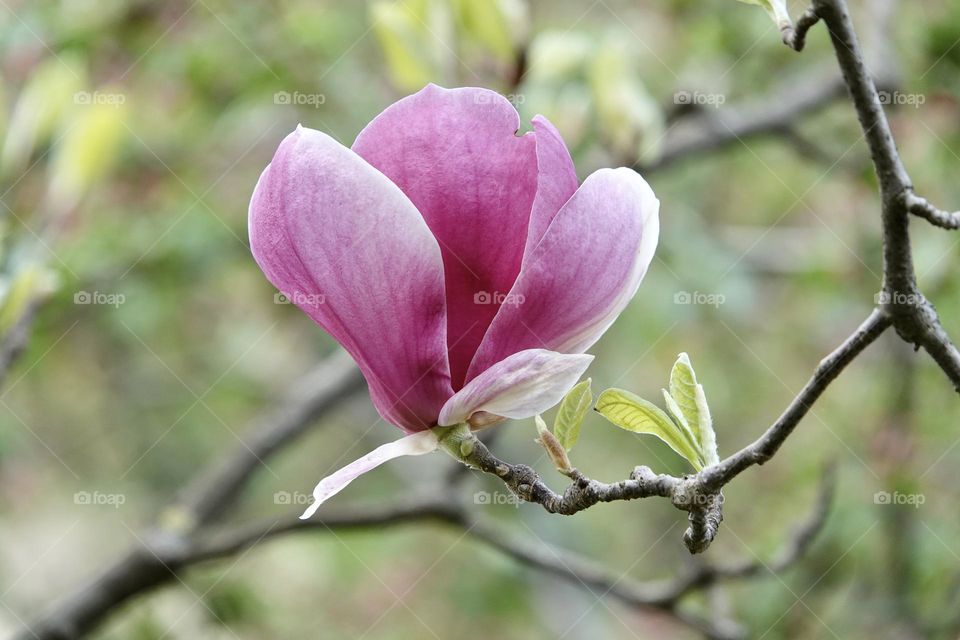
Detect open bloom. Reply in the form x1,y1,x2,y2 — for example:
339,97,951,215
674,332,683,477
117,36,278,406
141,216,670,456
249,84,659,517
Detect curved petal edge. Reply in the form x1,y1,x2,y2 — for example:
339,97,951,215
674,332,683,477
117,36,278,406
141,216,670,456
438,349,593,426
467,168,659,380
249,126,453,432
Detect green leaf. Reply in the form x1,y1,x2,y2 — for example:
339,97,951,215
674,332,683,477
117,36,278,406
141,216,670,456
553,378,592,451
736,0,791,30
48,97,127,211
370,1,441,92
595,388,703,470
588,40,665,164
661,388,703,467
695,383,719,466
669,353,701,438
668,353,718,466
1,54,86,178
527,31,594,83
453,0,515,61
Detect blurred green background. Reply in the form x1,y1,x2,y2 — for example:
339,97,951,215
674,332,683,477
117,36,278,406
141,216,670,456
1,0,960,638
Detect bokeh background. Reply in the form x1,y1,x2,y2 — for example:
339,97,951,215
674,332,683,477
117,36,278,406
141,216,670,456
2,0,960,638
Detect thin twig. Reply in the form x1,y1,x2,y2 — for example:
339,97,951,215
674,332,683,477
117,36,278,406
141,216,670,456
639,69,856,173
783,8,822,51
699,310,890,491
904,192,960,230
812,0,960,391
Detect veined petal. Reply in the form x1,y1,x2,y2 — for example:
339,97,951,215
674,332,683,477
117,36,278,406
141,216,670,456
438,349,593,426
352,84,539,389
523,115,579,266
467,168,659,380
299,430,440,519
249,126,453,432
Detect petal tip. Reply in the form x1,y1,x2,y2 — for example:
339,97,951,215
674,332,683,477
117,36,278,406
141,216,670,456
299,501,321,520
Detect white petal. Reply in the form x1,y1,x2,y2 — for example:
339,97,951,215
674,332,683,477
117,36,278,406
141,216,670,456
299,430,440,519
438,349,593,426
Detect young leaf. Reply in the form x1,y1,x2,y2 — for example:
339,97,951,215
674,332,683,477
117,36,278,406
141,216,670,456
695,384,719,466
48,99,127,212
661,388,704,467
553,378,592,451
588,41,665,164
1,54,85,178
453,0,515,62
370,1,441,92
668,353,718,467
595,388,703,470
669,353,701,441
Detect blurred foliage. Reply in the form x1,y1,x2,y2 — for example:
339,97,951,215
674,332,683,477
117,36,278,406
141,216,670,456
0,0,959,639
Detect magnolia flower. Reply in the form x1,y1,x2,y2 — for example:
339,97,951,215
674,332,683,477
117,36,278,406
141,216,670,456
249,84,659,518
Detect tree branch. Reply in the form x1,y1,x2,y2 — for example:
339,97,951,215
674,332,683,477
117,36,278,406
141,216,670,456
699,310,890,490
810,0,960,392
13,350,363,640
639,70,851,173
446,309,882,554
783,8,822,51
904,192,960,230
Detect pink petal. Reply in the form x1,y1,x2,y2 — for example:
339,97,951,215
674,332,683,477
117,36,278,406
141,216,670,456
352,84,539,389
249,126,453,432
523,115,579,266
466,168,659,381
299,430,440,519
438,349,593,426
